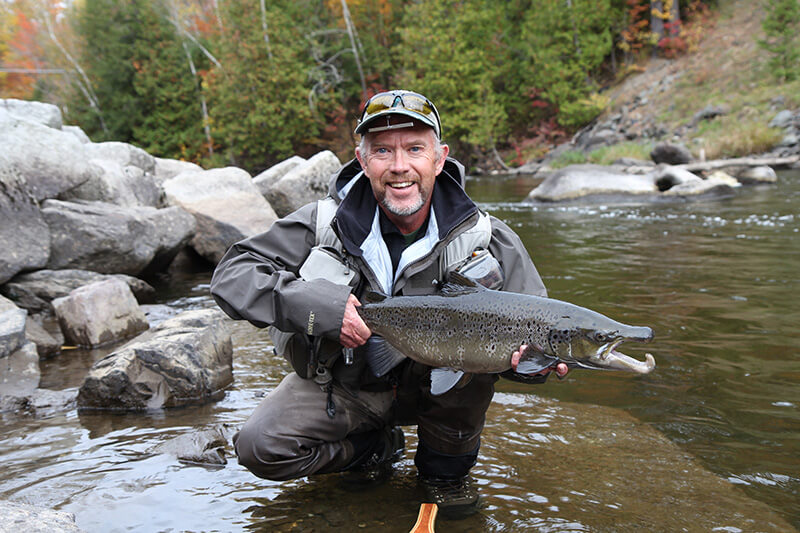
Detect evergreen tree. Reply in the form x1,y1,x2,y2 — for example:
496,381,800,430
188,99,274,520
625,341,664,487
759,0,800,82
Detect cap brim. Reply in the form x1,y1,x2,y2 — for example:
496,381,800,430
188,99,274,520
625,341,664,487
354,109,439,138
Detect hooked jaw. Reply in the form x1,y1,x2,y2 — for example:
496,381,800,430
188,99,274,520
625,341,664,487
594,327,656,374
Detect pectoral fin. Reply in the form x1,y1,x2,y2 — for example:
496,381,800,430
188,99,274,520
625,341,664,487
430,368,465,395
515,345,559,375
364,336,407,377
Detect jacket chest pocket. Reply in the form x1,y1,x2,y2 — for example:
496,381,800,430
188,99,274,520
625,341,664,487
399,262,440,296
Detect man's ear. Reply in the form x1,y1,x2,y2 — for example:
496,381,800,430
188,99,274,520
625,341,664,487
355,146,367,174
435,143,450,175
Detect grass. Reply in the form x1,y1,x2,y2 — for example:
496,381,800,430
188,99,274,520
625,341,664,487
549,141,654,169
693,116,784,159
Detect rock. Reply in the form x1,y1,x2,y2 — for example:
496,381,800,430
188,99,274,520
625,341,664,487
52,278,149,348
163,167,277,264
62,125,91,144
734,166,778,184
650,142,693,165
661,177,737,199
151,425,236,465
253,155,306,196
690,104,728,127
0,388,77,417
706,170,741,187
264,151,341,217
0,98,63,129
24,317,62,358
41,200,196,276
153,157,203,186
1,269,156,315
0,154,51,284
526,165,658,202
779,132,798,147
0,500,83,533
0,341,40,396
0,295,27,359
77,308,233,410
769,109,794,129
650,165,702,191
60,158,160,207
83,141,156,176
0,111,97,202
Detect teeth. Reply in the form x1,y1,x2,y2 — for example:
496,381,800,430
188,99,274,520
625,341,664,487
388,182,413,188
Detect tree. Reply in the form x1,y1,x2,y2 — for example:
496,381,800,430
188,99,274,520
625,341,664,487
759,0,800,82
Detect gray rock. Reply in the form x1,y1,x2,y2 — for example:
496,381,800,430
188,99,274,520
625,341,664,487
650,165,702,191
0,341,40,396
83,141,156,176
0,388,77,417
779,132,798,147
77,308,233,410
0,500,83,533
264,151,341,217
651,142,693,165
769,109,794,129
0,154,51,284
526,165,658,202
151,425,236,465
0,98,63,129
24,316,62,358
62,125,91,144
163,167,277,264
52,278,149,348
153,157,203,186
661,176,737,198
60,158,160,207
734,166,778,184
690,104,728,126
0,295,27,359
41,200,196,275
253,155,305,196
0,111,96,202
1,269,156,315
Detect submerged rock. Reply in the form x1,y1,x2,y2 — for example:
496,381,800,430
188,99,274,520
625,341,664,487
526,164,657,202
77,309,233,411
0,295,27,359
0,500,83,533
151,425,236,465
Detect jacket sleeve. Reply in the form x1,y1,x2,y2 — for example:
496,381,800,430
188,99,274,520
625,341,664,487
488,216,547,297
210,202,352,340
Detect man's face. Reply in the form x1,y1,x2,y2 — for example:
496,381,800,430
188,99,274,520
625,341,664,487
355,122,448,224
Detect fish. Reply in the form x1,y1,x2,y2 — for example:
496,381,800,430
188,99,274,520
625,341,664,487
356,272,655,395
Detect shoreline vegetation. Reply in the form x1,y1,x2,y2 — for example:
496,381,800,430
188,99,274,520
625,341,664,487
1,0,798,174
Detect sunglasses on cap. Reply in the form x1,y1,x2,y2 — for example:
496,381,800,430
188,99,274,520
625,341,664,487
355,90,442,139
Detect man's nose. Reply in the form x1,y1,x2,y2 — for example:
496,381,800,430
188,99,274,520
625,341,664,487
389,149,410,173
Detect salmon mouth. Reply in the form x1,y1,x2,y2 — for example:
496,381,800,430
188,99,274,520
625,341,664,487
595,338,656,373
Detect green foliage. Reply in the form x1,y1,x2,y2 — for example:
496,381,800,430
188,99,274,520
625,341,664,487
549,149,588,169
587,141,653,165
697,116,783,159
395,0,509,158
759,0,800,81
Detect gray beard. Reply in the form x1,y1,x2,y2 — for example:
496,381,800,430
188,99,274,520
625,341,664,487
381,194,425,217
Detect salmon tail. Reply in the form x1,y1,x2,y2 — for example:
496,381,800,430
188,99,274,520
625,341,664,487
364,336,407,377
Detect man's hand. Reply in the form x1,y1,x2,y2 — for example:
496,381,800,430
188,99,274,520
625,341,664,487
339,294,372,348
511,344,569,378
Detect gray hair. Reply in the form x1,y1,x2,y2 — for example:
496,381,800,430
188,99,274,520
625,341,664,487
358,130,446,164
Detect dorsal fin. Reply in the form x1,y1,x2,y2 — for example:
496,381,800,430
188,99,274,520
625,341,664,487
440,271,485,297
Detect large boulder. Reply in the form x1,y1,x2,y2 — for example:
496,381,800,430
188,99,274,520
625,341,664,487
253,155,305,196
0,110,97,202
650,165,703,191
163,167,277,264
153,157,203,186
60,158,160,207
650,142,692,165
264,151,341,217
41,200,196,275
661,174,737,199
0,501,83,533
526,165,658,202
25,317,62,358
0,295,27,359
0,154,51,284
1,269,155,315
83,141,156,176
52,278,149,348
77,309,233,410
734,166,778,184
0,98,63,129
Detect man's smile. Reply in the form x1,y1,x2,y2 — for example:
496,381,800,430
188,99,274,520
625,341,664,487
387,181,415,189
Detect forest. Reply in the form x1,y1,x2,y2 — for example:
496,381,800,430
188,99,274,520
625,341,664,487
0,0,785,172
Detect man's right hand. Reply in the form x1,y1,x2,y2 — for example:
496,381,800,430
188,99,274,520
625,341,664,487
340,294,372,348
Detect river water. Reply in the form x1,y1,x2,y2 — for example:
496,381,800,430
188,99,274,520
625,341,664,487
1,169,798,532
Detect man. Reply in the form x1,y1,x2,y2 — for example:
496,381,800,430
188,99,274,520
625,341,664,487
210,90,568,516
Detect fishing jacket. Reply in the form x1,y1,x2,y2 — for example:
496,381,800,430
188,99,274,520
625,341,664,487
210,156,547,394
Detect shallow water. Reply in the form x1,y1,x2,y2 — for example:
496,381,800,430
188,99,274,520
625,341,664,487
1,169,798,531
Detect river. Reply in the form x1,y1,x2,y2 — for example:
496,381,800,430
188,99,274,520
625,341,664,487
1,169,798,531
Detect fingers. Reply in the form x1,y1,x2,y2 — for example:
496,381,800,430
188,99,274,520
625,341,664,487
554,362,569,378
510,344,527,371
339,294,371,348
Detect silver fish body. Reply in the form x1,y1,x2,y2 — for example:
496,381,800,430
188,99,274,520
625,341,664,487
357,274,655,381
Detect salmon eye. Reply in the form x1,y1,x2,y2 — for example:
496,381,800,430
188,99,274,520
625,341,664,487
594,332,609,343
